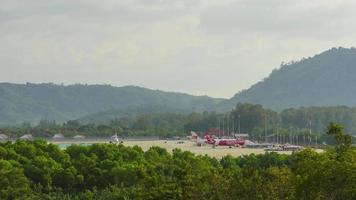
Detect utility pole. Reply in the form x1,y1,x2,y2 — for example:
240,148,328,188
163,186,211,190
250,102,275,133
291,134,293,145
238,115,241,134
226,116,231,137
264,114,267,143
222,117,224,137
232,115,235,135
277,128,279,144
308,119,312,146
218,118,221,138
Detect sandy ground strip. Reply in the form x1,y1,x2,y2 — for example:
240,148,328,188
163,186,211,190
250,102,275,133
49,140,320,158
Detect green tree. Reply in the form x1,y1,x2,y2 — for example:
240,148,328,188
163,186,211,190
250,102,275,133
0,160,30,199
326,122,352,156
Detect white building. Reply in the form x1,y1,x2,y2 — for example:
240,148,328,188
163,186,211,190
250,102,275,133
0,134,8,140
73,135,86,139
52,134,65,139
19,134,33,140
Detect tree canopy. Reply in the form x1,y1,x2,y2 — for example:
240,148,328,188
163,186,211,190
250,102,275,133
0,123,356,199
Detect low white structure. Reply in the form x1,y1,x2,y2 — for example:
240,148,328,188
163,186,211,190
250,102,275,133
19,134,33,140
73,135,85,139
52,134,65,139
234,133,249,138
0,134,8,140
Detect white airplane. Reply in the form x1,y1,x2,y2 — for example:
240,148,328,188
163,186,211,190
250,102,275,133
190,131,207,146
110,134,119,144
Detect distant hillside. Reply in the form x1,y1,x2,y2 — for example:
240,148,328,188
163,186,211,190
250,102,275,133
226,47,356,111
77,105,189,124
0,83,223,125
3,47,356,125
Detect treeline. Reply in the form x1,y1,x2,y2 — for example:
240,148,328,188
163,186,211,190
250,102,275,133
0,112,218,138
2,104,356,143
1,123,356,199
231,104,356,144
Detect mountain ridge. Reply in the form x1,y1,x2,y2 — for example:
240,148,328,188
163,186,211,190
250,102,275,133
226,47,356,110
1,47,356,124
0,83,224,125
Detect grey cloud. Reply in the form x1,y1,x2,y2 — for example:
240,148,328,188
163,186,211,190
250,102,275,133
135,0,201,9
0,0,199,23
199,0,356,38
1,0,356,97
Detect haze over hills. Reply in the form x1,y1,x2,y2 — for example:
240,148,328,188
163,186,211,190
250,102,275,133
1,47,356,124
0,83,223,125
77,105,191,124
225,47,356,111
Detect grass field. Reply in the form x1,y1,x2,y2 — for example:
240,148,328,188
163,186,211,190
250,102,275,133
50,139,309,158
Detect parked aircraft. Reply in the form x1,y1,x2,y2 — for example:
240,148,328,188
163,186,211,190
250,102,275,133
110,134,119,144
190,131,207,146
205,135,245,147
190,131,245,147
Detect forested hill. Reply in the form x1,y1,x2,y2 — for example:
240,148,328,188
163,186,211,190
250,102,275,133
226,47,356,111
3,47,356,124
0,83,223,125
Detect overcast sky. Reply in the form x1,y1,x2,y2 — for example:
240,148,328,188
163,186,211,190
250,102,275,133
1,0,356,98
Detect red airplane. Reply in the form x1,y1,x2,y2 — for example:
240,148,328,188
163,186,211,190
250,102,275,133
190,131,245,147
204,135,245,147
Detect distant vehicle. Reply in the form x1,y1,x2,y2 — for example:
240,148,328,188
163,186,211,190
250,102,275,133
282,144,303,151
245,141,273,149
172,136,181,140
264,144,303,152
264,145,283,151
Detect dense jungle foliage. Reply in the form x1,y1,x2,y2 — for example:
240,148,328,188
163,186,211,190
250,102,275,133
0,123,356,199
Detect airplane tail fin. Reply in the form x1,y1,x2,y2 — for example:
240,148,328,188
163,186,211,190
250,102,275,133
204,135,214,144
191,131,198,141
